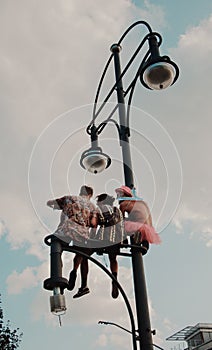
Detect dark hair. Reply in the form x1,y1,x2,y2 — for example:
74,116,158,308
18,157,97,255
79,185,93,197
96,193,115,206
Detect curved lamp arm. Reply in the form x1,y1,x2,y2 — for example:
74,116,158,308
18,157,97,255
89,21,158,132
67,246,138,350
98,320,137,336
98,319,165,350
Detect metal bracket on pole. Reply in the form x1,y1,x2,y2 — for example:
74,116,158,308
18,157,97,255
43,236,68,292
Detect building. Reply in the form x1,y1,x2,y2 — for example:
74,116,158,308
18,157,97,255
167,323,212,350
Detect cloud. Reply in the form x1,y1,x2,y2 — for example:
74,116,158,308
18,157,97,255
137,13,212,246
163,317,177,332
170,18,212,244
0,0,167,259
7,267,39,294
6,262,49,294
0,219,7,238
0,191,49,261
141,0,166,28
177,15,212,54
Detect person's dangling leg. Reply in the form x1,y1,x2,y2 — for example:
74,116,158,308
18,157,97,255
108,251,119,299
67,253,83,291
73,249,93,298
80,257,89,289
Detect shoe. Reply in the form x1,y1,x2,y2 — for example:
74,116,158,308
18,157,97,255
141,240,149,256
111,281,119,299
73,287,90,298
67,270,77,291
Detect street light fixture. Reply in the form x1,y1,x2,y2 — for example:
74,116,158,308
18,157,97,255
80,20,179,350
141,59,179,90
80,124,111,174
80,146,111,174
140,34,179,90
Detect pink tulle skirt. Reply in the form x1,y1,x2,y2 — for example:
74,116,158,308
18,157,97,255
124,221,161,244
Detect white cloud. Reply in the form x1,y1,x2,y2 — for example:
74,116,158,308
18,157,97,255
0,191,49,261
6,260,50,295
142,0,166,28
7,267,39,294
178,15,212,54
0,219,7,238
139,14,212,246
0,0,167,259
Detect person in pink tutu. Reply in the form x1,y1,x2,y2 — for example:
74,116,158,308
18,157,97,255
115,186,161,245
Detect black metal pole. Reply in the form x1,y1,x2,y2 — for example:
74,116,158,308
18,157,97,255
110,44,134,190
43,236,68,291
111,43,153,350
50,237,63,279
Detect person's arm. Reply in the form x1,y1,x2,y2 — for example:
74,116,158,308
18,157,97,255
46,199,57,209
90,215,97,228
146,209,153,226
46,196,66,210
89,204,98,228
143,201,153,226
119,201,129,217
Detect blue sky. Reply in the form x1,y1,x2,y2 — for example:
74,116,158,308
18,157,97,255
1,1,212,349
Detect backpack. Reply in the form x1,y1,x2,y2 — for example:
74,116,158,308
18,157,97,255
96,205,124,243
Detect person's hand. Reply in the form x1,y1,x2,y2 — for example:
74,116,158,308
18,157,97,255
47,200,55,208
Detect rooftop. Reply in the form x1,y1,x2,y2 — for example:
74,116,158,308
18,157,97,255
166,324,212,342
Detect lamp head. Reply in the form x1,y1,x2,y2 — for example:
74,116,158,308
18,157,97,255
140,34,179,90
140,56,179,90
80,146,111,174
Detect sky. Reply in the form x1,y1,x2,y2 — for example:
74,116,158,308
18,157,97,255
0,0,212,349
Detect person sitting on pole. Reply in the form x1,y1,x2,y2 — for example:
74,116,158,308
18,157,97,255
47,185,97,244
115,186,161,245
69,193,125,299
47,185,97,298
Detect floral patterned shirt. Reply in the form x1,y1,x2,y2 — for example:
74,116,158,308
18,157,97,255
55,195,97,227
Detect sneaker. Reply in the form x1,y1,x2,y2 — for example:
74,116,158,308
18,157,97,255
111,281,119,299
67,270,77,291
73,287,90,298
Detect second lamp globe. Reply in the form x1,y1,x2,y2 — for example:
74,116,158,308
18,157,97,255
141,59,179,90
80,147,111,174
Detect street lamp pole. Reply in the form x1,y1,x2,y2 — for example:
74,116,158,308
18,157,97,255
80,20,179,350
111,43,153,350
110,44,134,189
